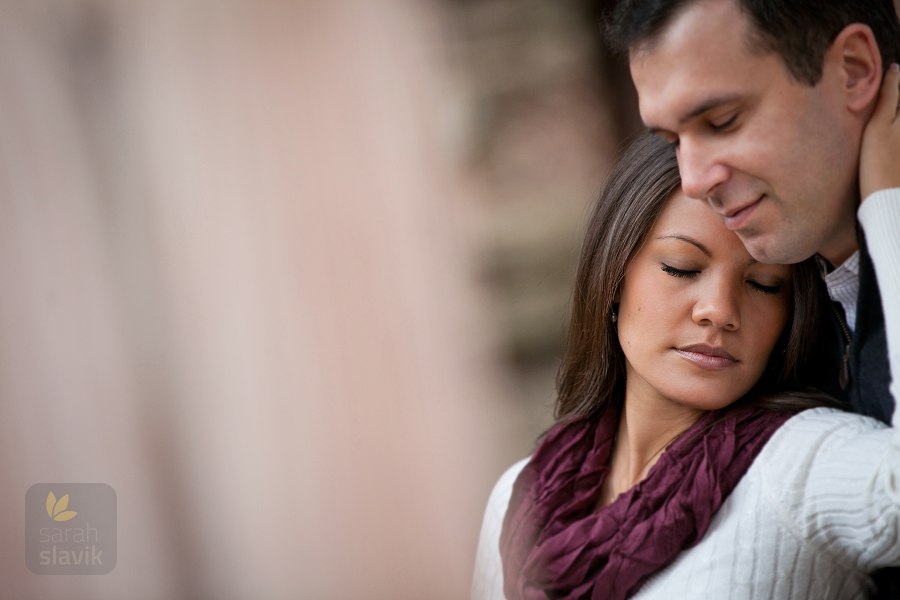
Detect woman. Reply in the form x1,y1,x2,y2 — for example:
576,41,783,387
471,132,900,599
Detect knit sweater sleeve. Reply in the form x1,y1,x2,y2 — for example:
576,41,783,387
471,458,529,600
758,408,900,574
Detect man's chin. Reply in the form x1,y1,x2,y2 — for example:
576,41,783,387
736,231,807,265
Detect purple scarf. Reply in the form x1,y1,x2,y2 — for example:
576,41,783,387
499,404,792,599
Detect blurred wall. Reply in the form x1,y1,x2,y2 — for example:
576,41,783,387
444,0,638,428
0,1,520,597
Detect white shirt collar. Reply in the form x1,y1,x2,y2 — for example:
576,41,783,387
816,251,860,332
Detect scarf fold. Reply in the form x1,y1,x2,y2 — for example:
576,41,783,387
499,404,792,600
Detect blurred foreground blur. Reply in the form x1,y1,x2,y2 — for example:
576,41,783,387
0,1,638,597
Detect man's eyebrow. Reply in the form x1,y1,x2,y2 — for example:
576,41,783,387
646,94,744,134
678,94,743,126
657,234,712,257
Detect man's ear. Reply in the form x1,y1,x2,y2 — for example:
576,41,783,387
829,24,882,113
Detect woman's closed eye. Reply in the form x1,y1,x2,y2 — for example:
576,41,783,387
661,263,699,278
663,263,783,295
747,280,782,295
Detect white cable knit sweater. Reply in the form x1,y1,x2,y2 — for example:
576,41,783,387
472,190,900,600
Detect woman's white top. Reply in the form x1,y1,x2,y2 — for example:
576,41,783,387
472,189,900,600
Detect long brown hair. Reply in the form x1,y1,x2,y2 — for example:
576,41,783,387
555,133,829,420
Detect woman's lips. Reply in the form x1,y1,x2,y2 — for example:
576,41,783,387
675,344,739,370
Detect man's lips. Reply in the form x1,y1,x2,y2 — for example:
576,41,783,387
722,195,763,231
675,344,739,370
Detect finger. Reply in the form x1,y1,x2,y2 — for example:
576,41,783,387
876,63,900,123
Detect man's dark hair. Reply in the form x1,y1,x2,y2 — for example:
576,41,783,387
604,0,900,85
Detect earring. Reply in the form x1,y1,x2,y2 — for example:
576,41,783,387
611,307,618,323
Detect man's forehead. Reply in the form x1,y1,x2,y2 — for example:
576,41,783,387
638,0,749,47
626,0,758,128
631,54,735,128
626,0,754,76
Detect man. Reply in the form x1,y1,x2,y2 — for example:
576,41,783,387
604,1,900,595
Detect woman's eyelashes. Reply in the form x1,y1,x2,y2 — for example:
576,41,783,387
660,263,783,295
747,280,782,295
660,263,698,278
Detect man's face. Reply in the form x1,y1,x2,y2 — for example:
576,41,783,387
629,0,860,265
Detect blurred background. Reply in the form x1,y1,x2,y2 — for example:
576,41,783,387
0,0,647,597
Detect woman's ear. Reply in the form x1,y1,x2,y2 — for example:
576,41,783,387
829,23,882,113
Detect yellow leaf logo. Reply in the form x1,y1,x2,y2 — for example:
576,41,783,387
45,492,78,522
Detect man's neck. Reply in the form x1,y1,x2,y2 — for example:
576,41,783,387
818,223,859,269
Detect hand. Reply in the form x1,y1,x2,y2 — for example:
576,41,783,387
860,63,900,201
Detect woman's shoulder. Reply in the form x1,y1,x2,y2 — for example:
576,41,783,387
472,457,532,599
485,457,530,512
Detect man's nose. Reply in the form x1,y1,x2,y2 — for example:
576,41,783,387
677,140,729,205
692,279,740,331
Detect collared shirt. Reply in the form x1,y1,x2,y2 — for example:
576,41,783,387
816,251,860,332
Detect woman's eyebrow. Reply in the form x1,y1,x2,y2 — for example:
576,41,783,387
657,234,762,266
656,234,711,257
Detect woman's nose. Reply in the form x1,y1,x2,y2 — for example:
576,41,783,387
692,280,740,331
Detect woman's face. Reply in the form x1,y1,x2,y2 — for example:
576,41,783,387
617,191,791,412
